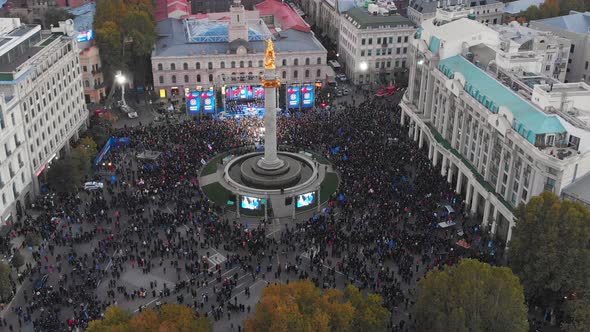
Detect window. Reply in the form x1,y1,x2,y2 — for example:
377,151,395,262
404,36,408,42
316,69,321,77
376,49,381,56
221,62,225,69
158,63,163,70
361,50,365,57
196,62,201,69
240,61,244,68
248,60,252,67
586,61,589,70
184,75,189,83
368,38,372,45
294,70,298,78
545,65,551,71
317,57,321,65
294,59,299,66
377,37,381,44
493,18,497,24
208,62,213,69
208,74,213,82
282,71,286,79
396,48,401,54
159,76,164,84
570,44,575,53
171,75,176,83
305,58,310,65
546,135,555,146
282,59,287,66
361,38,366,45
375,62,379,69
367,50,372,56
231,61,236,68
82,66,87,72
305,69,309,78
197,74,201,82
183,63,188,70
84,80,90,88
258,60,263,67
397,36,402,43
170,63,176,70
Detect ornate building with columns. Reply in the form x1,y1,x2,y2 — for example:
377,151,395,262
400,16,590,247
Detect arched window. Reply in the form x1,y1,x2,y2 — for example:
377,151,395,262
157,63,163,70
184,75,189,83
282,59,287,66
208,62,213,70
282,71,286,79
316,69,321,77
240,61,244,68
294,59,299,66
170,63,176,70
293,70,298,78
231,61,236,68
305,58,310,65
317,57,321,65
197,74,201,82
159,76,164,84
305,69,309,78
208,74,213,82
248,60,252,67
183,63,188,70
196,62,201,69
84,80,90,88
221,62,225,69
171,75,176,83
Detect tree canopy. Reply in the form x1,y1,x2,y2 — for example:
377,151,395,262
519,0,590,21
43,7,75,29
94,0,156,83
413,259,528,332
244,280,389,332
0,262,13,302
562,294,590,332
86,304,212,332
509,192,590,307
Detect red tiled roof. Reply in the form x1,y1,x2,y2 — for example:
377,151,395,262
155,0,190,22
255,0,310,32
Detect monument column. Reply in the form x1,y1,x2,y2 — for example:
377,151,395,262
258,39,284,171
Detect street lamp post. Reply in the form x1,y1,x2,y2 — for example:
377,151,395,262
115,71,127,106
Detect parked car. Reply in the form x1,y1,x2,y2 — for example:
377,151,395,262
342,88,350,95
120,105,133,113
84,182,104,190
127,111,138,119
335,90,343,97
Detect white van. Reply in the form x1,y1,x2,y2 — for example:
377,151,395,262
84,182,104,190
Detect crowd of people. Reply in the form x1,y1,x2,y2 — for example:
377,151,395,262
0,93,497,331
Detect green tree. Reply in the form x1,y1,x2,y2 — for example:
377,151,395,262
47,155,86,193
414,259,528,332
87,306,131,332
24,232,42,247
0,262,12,302
562,294,590,332
10,251,25,271
76,137,99,161
43,8,75,29
244,280,388,332
509,192,590,307
523,5,542,20
95,21,124,70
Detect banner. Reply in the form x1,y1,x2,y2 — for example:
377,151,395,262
202,90,216,113
287,85,300,109
301,84,315,108
186,91,201,115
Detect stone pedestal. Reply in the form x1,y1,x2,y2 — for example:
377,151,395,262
257,82,284,170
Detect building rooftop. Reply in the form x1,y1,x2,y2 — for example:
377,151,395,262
439,55,566,143
68,2,96,32
503,0,543,15
562,171,590,204
533,11,590,34
409,0,499,14
344,7,413,29
154,18,324,57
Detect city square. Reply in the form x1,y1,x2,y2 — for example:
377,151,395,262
0,0,589,331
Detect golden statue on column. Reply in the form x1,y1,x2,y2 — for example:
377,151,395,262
264,39,276,70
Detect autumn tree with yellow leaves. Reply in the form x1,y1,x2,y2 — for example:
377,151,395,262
86,304,212,332
244,280,390,332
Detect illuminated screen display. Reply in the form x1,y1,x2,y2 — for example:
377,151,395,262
296,192,315,208
186,91,201,115
241,196,262,210
226,85,264,100
77,30,94,42
202,90,216,113
287,85,301,109
301,85,315,108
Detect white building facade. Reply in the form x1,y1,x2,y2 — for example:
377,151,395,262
338,7,415,85
0,18,88,224
400,17,590,247
407,0,503,26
